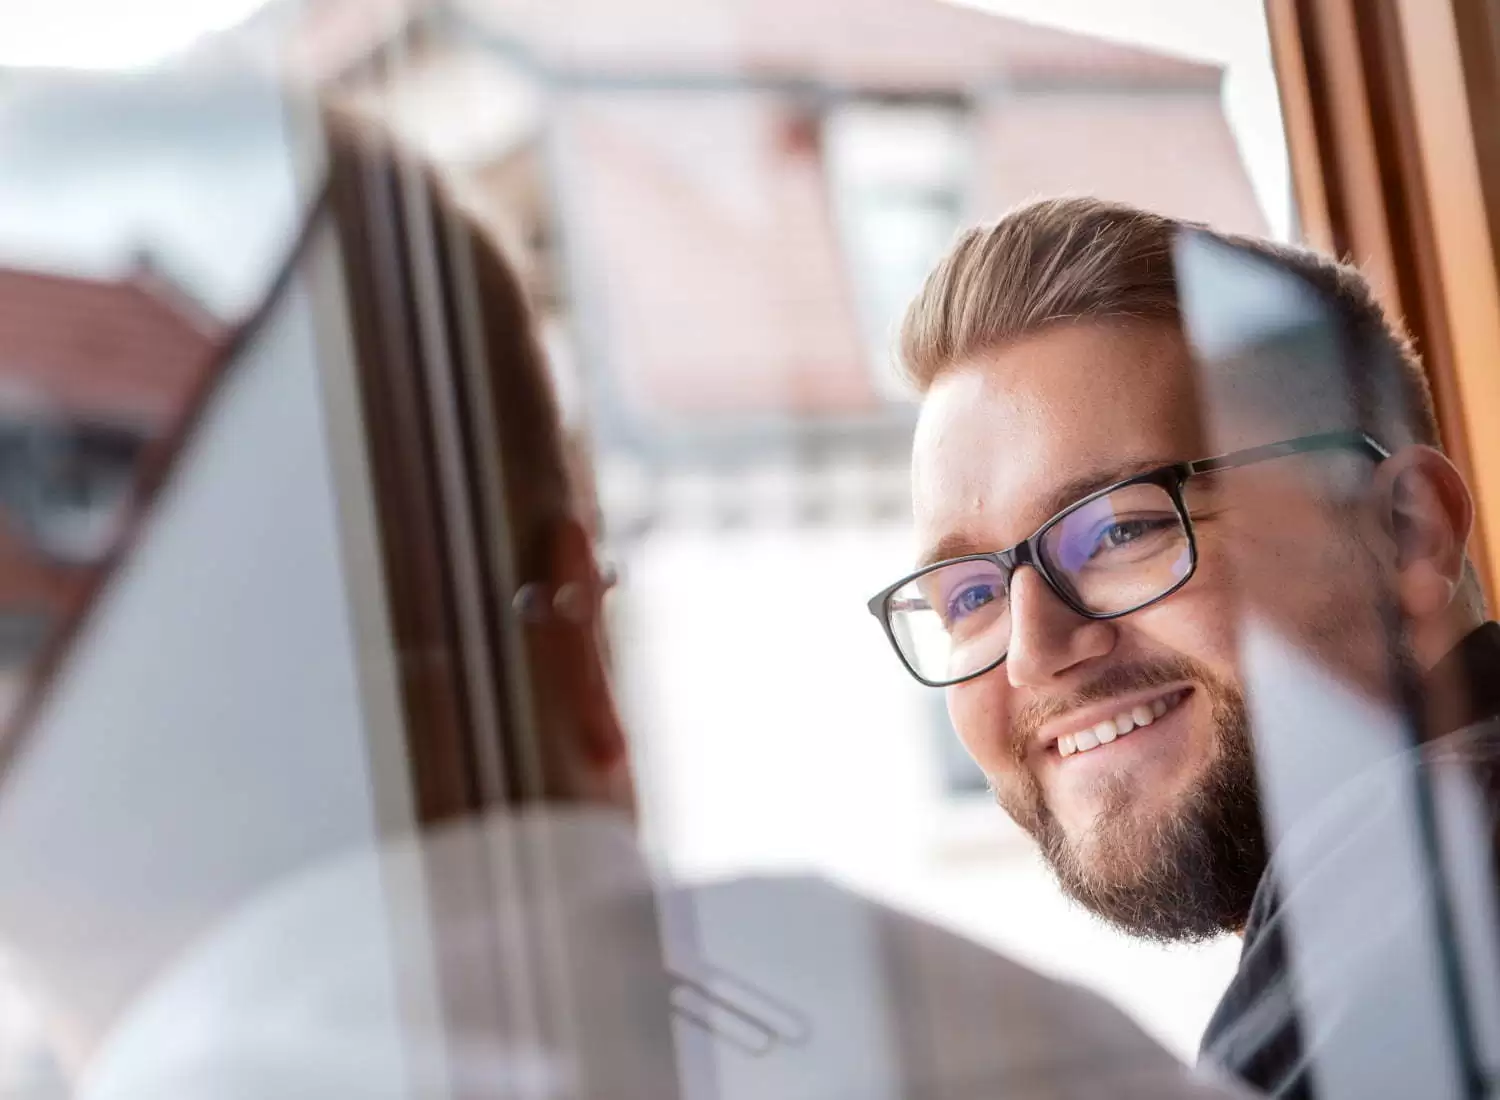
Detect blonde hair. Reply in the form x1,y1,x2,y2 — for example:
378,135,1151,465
899,196,1440,449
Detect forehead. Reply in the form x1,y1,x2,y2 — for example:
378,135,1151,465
912,321,1204,558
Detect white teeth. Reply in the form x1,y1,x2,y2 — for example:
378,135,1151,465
1058,691,1187,759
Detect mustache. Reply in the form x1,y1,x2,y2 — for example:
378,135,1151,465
1009,656,1207,761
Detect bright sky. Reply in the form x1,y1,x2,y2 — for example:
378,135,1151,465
0,0,273,71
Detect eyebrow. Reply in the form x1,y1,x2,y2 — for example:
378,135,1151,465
914,456,1177,569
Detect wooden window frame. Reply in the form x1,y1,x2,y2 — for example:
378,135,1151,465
1268,0,1500,604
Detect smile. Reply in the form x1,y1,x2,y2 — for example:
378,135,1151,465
1054,689,1191,758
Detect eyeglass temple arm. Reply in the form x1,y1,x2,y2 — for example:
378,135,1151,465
1184,430,1391,477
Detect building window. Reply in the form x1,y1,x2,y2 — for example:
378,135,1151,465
0,415,148,564
825,99,971,400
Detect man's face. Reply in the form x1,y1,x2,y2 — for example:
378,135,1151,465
912,320,1382,940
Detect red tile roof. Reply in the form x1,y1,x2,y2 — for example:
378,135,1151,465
0,268,227,640
975,95,1268,233
0,266,224,424
564,96,877,419
562,89,1264,420
452,0,1222,89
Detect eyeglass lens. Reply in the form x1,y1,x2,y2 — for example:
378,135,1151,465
885,481,1192,684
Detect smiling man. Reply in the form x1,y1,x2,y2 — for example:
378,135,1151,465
868,197,1500,1096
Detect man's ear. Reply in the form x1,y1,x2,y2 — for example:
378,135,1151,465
1371,445,1474,621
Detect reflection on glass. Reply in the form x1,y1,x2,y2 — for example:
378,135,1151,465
1175,229,1500,1100
0,1,1328,1097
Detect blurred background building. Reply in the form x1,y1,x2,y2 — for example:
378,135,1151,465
0,264,223,731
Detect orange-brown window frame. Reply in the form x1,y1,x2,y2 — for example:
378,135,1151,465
1268,0,1500,604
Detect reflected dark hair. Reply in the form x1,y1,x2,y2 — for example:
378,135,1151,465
322,108,584,810
449,183,576,576
324,110,573,578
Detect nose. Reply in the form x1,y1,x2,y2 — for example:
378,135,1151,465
1005,566,1116,688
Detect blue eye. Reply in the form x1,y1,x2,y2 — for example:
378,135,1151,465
946,583,998,623
1100,521,1148,549
1087,517,1175,558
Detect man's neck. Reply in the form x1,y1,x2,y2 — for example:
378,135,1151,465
1412,602,1483,672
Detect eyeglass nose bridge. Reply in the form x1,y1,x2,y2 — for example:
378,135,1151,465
989,530,1071,607
996,531,1117,625
930,539,1094,686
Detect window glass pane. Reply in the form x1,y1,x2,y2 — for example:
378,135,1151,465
12,4,1493,1100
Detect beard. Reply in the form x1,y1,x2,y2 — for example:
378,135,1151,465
989,657,1268,943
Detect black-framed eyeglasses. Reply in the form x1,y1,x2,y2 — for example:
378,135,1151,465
867,430,1391,688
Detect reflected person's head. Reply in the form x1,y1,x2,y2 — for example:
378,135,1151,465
455,190,632,811
898,197,1480,941
327,114,632,813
